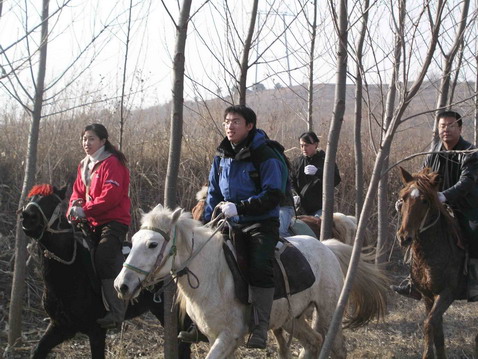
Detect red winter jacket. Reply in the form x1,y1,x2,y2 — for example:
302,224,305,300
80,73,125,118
69,154,131,227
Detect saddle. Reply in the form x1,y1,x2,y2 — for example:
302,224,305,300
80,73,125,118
222,224,316,305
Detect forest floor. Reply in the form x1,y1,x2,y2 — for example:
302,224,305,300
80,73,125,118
1,236,477,359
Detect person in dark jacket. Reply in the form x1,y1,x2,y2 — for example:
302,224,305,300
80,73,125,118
181,105,286,349
68,123,131,328
392,110,478,302
291,131,341,217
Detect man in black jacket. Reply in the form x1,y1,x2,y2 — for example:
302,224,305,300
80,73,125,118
291,131,341,217
393,110,478,301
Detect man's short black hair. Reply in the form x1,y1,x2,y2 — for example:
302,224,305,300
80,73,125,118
437,110,462,127
224,105,257,128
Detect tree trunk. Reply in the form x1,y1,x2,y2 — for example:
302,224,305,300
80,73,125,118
320,0,347,241
376,0,404,264
163,1,192,358
8,0,49,347
353,0,369,219
119,0,134,151
307,0,318,131
432,0,470,143
238,0,258,106
319,0,445,356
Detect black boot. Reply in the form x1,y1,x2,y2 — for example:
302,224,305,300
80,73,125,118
246,286,274,349
467,258,478,302
390,277,421,300
177,323,208,343
97,279,127,329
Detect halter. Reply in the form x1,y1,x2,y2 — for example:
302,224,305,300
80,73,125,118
22,194,72,241
123,225,176,290
23,194,76,264
124,215,227,293
418,206,441,233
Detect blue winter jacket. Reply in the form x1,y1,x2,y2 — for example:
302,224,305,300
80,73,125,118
204,129,285,223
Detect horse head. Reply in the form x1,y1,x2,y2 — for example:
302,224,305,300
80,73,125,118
115,204,184,300
22,184,67,240
396,167,441,247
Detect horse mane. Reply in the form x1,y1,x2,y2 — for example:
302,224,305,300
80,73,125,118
401,169,462,245
28,184,54,198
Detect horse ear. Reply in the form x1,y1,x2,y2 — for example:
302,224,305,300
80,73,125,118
399,166,413,184
171,207,183,226
153,203,164,212
429,171,441,189
56,185,67,200
137,208,145,216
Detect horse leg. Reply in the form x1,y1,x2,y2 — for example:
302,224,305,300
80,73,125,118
86,325,107,359
280,314,322,359
206,332,241,359
272,328,291,359
422,294,454,359
31,323,76,359
474,332,478,358
311,303,346,358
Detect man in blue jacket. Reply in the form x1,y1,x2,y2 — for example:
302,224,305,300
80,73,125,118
204,105,285,349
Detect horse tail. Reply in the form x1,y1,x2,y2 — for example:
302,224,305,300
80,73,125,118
332,213,357,246
323,239,388,329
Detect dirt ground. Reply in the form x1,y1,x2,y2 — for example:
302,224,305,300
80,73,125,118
1,241,477,358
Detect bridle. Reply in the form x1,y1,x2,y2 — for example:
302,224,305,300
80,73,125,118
123,212,227,294
22,194,76,264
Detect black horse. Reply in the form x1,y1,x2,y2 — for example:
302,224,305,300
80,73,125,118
21,184,191,359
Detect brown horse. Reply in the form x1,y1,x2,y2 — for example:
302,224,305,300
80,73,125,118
191,186,358,244
397,167,477,359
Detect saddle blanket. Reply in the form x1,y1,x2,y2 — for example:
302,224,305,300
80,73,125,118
223,238,316,304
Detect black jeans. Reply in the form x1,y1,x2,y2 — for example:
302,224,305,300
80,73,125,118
92,221,128,279
242,219,279,288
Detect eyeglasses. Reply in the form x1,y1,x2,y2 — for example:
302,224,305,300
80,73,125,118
222,119,243,127
439,123,459,130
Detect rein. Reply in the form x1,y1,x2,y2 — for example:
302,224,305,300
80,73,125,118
418,207,441,233
124,215,227,293
23,194,76,264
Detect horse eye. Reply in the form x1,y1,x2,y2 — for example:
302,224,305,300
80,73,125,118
148,242,158,249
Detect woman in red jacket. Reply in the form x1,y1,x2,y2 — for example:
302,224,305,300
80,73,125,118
68,123,130,329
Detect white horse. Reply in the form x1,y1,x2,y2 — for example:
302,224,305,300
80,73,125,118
115,205,388,359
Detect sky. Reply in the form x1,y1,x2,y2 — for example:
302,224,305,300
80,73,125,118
1,0,477,113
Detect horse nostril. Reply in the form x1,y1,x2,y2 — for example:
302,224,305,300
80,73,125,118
120,283,129,295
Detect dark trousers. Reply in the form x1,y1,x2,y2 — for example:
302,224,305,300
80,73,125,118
457,210,478,258
242,220,279,288
92,221,128,279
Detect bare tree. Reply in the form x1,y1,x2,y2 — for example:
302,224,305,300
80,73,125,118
319,0,447,356
376,0,405,264
432,0,470,142
238,0,259,105
8,0,50,347
352,0,370,218
320,0,348,241
162,1,193,357
307,0,318,131
119,0,134,150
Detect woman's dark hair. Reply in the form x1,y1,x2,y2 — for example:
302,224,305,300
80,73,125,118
83,124,127,166
298,131,320,144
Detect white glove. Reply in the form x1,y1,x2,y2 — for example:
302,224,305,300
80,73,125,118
221,202,238,218
293,195,301,207
437,192,446,203
69,206,86,220
395,199,403,212
304,165,318,175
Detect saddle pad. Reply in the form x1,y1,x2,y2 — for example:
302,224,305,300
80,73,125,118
223,238,316,304
289,218,317,238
